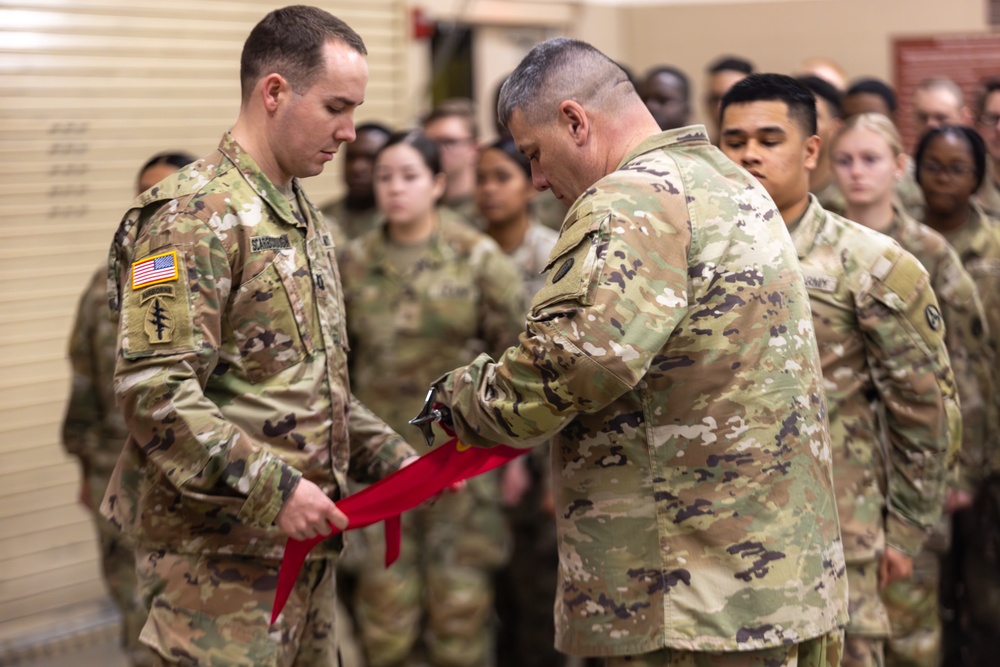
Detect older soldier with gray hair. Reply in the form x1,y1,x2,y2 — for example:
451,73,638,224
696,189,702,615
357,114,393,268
102,6,416,666
421,38,849,666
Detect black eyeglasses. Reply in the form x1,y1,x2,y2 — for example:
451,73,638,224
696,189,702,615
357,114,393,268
978,113,1000,128
921,161,976,178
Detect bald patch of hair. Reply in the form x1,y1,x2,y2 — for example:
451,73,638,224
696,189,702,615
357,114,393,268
497,38,635,130
917,76,965,106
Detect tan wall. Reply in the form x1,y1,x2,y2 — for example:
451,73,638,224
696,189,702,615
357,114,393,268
621,0,988,126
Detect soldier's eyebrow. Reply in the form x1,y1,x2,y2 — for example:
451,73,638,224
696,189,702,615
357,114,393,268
326,95,363,108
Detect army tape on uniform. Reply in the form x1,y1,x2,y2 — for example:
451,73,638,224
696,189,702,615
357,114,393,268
270,438,526,625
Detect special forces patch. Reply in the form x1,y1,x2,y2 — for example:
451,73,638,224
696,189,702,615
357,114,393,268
122,249,196,358
925,304,942,331
141,286,175,343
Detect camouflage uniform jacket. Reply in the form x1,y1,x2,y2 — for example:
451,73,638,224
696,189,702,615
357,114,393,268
973,162,1000,219
506,221,559,307
320,196,379,241
938,201,1000,475
101,133,414,560
62,266,128,479
813,179,847,217
884,207,994,492
790,196,958,565
437,126,849,655
338,215,525,448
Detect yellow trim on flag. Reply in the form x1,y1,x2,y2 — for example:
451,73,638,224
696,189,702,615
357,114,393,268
131,249,179,289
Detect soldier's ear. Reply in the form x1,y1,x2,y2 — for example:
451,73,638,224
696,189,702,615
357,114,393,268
558,100,589,146
261,73,290,113
803,134,821,172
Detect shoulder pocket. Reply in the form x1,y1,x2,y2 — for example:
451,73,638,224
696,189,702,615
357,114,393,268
229,254,308,383
868,249,942,350
531,209,610,313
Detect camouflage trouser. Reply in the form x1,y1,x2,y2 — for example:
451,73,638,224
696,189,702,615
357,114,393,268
135,548,337,666
89,475,154,667
882,550,941,667
603,630,843,666
353,474,510,667
844,560,890,667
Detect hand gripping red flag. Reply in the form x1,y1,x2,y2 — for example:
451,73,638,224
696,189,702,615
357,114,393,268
270,435,525,624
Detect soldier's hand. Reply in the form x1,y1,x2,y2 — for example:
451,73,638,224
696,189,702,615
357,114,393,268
878,546,914,589
275,478,349,541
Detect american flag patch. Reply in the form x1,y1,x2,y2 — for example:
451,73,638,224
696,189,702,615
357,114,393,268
132,250,179,289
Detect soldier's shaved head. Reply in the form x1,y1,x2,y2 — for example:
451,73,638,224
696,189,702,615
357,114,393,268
497,38,635,129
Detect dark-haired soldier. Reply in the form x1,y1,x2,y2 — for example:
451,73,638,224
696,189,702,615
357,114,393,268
798,75,846,213
101,7,417,665
703,55,753,141
321,121,392,239
639,65,691,131
974,78,1000,218
844,78,898,122
720,74,959,667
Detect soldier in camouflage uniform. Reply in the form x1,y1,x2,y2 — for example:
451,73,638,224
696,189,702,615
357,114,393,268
475,137,563,667
914,124,1000,666
101,8,417,666
425,40,850,666
421,103,482,227
830,113,994,667
320,121,392,240
337,130,525,667
973,79,1000,219
720,75,959,667
62,152,194,667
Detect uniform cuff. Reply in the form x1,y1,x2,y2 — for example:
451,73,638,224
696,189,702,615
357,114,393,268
237,456,302,528
884,512,930,557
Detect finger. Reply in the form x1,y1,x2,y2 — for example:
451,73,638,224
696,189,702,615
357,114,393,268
327,504,349,531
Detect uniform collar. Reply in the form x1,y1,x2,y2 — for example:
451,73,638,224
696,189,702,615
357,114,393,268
564,125,712,223
787,193,828,260
217,132,309,229
365,211,461,277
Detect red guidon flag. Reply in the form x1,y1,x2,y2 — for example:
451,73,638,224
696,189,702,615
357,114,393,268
270,438,525,624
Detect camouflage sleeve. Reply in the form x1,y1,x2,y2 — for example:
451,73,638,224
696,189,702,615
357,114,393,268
439,201,691,449
475,243,527,357
114,213,301,529
936,251,996,492
346,394,416,484
862,250,959,556
61,269,105,472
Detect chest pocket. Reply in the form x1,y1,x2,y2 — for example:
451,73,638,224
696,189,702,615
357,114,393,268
530,209,610,314
229,252,310,383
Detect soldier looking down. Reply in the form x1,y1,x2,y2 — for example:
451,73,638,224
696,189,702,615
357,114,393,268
101,6,416,665
423,38,849,666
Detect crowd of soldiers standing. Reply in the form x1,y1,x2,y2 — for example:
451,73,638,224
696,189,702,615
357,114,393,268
59,7,1000,667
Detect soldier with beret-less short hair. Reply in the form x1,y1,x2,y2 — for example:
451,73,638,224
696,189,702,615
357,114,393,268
425,38,849,666
720,74,959,667
102,6,417,666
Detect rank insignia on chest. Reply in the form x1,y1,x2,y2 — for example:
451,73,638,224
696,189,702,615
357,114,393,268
131,250,178,289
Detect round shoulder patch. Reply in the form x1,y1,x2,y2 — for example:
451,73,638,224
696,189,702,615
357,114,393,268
925,304,942,331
